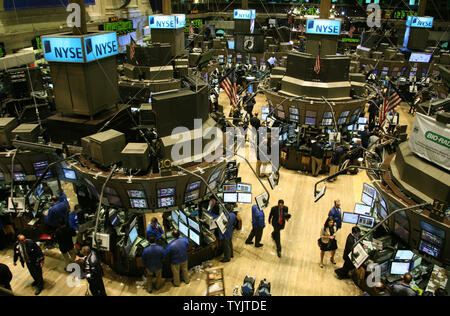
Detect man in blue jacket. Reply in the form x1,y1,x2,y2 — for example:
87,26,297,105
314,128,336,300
245,205,265,248
165,230,190,287
142,236,166,293
146,217,164,242
219,211,237,263
44,196,68,230
328,199,342,231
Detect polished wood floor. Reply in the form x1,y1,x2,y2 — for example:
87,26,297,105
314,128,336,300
0,92,415,296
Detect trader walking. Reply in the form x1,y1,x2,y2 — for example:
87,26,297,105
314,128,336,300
268,200,290,258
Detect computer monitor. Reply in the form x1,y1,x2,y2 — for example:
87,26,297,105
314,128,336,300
106,195,122,207
237,192,252,204
361,192,374,207
158,197,175,208
363,183,376,197
419,240,440,259
130,198,148,209
185,191,199,203
223,184,237,192
420,221,446,240
409,53,432,63
186,181,201,192
179,222,188,237
63,168,76,180
227,41,235,50
129,226,138,245
189,229,200,246
237,183,251,193
358,215,375,228
342,212,359,224
188,218,200,232
378,261,390,276
394,250,415,261
158,188,175,197
354,203,372,216
171,210,179,224
421,230,443,247
223,192,238,203
390,261,410,275
289,107,299,115
36,170,53,179
33,161,48,170
13,173,26,181
305,117,316,125
128,190,146,198
378,204,388,220
358,117,368,125
179,210,187,224
410,256,422,270
290,114,299,123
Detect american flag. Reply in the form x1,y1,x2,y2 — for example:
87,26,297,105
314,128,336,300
219,68,238,109
314,45,321,75
130,36,136,61
379,83,403,126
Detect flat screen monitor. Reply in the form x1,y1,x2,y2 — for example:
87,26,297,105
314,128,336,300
358,215,375,228
378,205,388,220
227,41,235,50
354,203,372,216
390,261,410,275
306,110,316,117
358,117,367,125
223,184,237,192
305,117,316,125
36,170,53,179
289,107,299,115
129,226,138,245
33,161,48,170
63,168,76,180
337,117,347,125
188,218,200,232
128,190,145,198
419,240,440,259
158,197,175,208
187,181,201,192
361,192,374,207
379,261,390,276
171,210,179,224
209,169,222,184
238,192,252,204
158,188,175,197
420,221,445,240
409,53,432,63
110,211,120,227
13,173,26,181
179,221,188,237
185,190,199,202
189,229,200,245
179,211,187,224
411,257,422,270
106,195,122,207
290,114,299,123
130,198,148,209
36,184,44,198
321,118,333,126
421,230,443,247
363,183,376,197
237,183,251,192
394,250,415,261
223,192,238,203
380,198,387,210
323,111,333,119
342,212,359,224
248,85,253,94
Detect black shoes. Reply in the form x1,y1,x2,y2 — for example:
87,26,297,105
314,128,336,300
255,243,263,248
277,251,281,258
220,259,230,263
34,288,42,296
245,241,254,245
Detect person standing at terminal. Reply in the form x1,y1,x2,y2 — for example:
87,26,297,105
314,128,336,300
75,245,106,296
335,226,360,280
328,200,343,231
390,273,417,296
54,218,77,270
219,211,237,263
142,236,165,293
311,140,325,177
45,195,68,230
245,204,265,248
13,234,44,295
166,230,190,287
268,200,290,258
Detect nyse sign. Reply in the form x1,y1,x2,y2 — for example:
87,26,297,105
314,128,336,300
41,37,84,63
84,32,118,62
306,19,341,36
406,16,434,28
149,14,186,29
234,9,256,20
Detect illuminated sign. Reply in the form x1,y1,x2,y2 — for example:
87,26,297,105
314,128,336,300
84,32,118,62
233,9,256,20
41,32,118,63
306,19,341,36
41,36,84,63
406,16,433,28
148,14,186,29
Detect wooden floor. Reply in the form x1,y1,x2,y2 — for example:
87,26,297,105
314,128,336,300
0,93,415,296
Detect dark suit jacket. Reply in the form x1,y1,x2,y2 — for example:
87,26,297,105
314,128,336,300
268,206,289,230
13,240,44,266
343,233,357,261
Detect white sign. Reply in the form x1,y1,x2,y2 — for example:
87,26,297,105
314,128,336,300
149,14,186,29
408,113,450,171
234,9,256,20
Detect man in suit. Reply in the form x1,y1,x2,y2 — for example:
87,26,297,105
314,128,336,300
142,236,166,293
311,140,325,177
13,234,45,295
268,200,290,258
335,226,360,280
245,204,265,247
75,245,106,296
328,200,343,231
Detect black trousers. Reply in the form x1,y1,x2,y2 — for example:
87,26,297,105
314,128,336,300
222,239,233,261
336,258,354,279
246,228,263,245
26,262,43,290
88,276,107,296
271,228,282,252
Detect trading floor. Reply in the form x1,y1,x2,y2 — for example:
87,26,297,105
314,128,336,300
0,93,414,296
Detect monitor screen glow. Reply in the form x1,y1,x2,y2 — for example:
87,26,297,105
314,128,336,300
188,218,200,232
63,169,76,180
354,203,371,216
390,261,410,275
189,229,200,245
129,226,138,244
179,222,188,237
223,193,238,203
342,212,359,224
394,250,415,261
237,192,252,203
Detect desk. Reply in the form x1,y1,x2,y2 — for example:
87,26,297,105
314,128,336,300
280,145,332,173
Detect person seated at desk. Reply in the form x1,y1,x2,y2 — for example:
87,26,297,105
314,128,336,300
165,230,190,287
44,196,68,230
146,217,165,244
390,273,417,296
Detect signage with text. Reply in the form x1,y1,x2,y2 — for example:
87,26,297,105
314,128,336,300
306,19,341,36
84,32,118,62
406,16,434,28
41,36,84,63
149,14,186,29
234,9,256,20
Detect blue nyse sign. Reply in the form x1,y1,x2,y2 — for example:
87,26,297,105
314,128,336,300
306,19,341,36
84,32,118,62
149,14,186,29
41,37,84,63
234,9,256,20
406,16,434,28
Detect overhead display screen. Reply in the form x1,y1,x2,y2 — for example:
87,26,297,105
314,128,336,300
234,9,256,20
41,36,84,63
84,32,118,62
306,19,341,36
